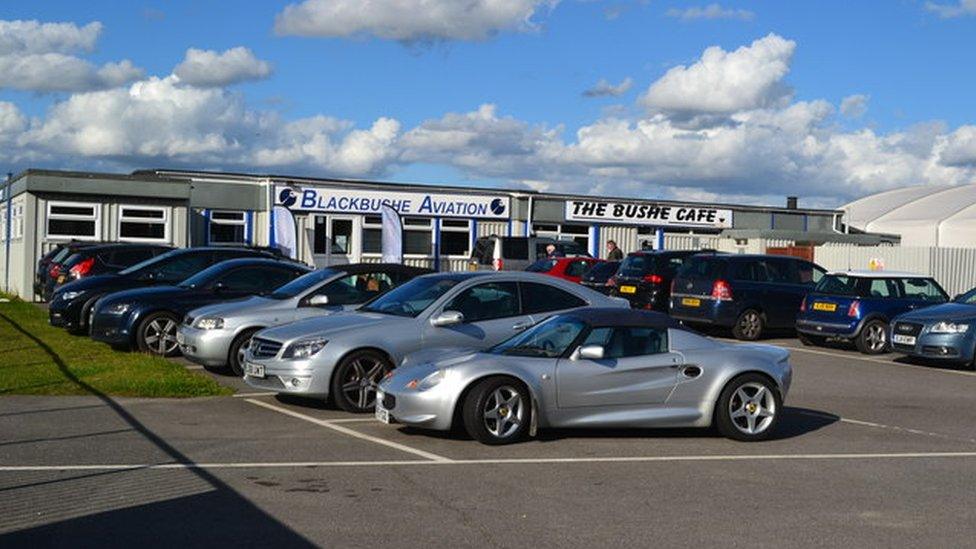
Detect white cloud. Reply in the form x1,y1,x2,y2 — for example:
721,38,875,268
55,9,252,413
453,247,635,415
640,33,795,115
938,126,976,167
174,47,273,87
926,0,976,18
582,77,633,97
273,0,558,42
839,94,869,118
0,19,143,92
665,4,755,21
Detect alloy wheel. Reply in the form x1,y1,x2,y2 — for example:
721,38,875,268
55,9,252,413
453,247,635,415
728,382,776,436
144,318,179,355
340,357,388,410
482,385,525,439
865,323,887,352
738,312,762,339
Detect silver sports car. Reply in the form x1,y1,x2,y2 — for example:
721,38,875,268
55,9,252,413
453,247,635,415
178,263,430,375
376,308,792,444
242,271,629,413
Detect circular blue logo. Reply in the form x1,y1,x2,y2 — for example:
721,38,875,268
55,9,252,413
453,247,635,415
490,198,506,216
278,187,297,207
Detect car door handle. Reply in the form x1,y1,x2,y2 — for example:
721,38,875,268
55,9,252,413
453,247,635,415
513,322,532,332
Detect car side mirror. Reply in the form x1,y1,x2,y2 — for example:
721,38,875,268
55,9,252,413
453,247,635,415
576,344,605,360
308,294,330,307
430,310,464,327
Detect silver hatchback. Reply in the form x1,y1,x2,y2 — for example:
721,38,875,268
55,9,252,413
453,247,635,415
178,264,430,375
242,271,629,412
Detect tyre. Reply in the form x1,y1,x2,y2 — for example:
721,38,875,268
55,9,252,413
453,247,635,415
797,333,825,347
855,319,888,355
732,309,764,341
227,328,260,377
330,350,393,413
462,377,531,445
136,312,182,357
67,297,100,336
715,373,782,442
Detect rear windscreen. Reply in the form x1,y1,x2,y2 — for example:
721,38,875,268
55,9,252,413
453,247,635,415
618,255,653,277
814,275,860,296
501,238,529,259
677,257,726,279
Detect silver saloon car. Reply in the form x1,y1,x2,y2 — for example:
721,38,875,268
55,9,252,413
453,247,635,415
178,264,431,375
242,271,629,412
377,308,793,444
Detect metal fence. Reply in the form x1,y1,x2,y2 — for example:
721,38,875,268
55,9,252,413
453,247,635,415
814,245,976,296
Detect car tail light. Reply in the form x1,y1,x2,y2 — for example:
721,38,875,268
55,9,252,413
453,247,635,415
606,276,616,287
493,258,503,271
711,279,733,301
48,263,62,279
643,274,663,284
847,300,861,318
800,296,807,312
69,257,95,279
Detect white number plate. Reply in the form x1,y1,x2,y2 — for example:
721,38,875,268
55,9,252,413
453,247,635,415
375,392,390,424
892,334,916,346
243,362,265,378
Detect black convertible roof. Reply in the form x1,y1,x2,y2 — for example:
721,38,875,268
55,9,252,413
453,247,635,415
333,263,434,276
562,307,685,330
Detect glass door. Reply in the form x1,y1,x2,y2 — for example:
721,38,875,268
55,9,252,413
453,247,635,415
312,215,360,267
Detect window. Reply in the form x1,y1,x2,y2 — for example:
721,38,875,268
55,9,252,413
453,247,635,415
119,206,168,241
901,278,947,301
439,219,471,256
797,262,826,285
47,202,99,239
763,259,795,284
310,272,395,305
519,281,586,314
533,223,590,251
565,259,592,278
867,278,899,298
582,326,668,358
103,248,157,268
362,215,382,254
734,261,767,282
403,217,432,255
152,253,212,283
210,211,247,244
444,282,520,322
218,266,298,293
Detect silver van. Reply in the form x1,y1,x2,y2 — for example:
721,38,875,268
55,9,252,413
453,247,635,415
469,236,590,271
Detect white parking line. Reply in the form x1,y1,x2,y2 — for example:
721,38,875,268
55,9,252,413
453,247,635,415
231,392,279,398
6,451,976,471
244,398,453,463
795,410,976,444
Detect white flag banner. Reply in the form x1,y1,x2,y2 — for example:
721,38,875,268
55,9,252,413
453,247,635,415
272,205,298,260
380,203,403,264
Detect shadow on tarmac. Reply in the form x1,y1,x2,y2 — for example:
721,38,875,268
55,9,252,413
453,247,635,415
0,312,315,547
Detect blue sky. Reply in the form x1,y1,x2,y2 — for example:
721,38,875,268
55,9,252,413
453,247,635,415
1,1,975,207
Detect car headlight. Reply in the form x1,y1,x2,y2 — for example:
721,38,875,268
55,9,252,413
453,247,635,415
104,303,131,315
195,317,224,330
281,337,328,359
406,369,445,391
931,321,970,334
61,290,85,301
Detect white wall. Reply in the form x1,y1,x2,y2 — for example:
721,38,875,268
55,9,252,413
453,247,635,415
814,245,976,296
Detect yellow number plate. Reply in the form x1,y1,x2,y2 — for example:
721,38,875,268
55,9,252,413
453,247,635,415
619,285,637,294
681,297,701,307
812,302,837,312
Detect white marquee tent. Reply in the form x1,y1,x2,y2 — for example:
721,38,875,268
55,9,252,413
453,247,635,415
842,185,976,247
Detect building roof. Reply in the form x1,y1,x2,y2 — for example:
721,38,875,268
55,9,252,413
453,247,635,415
841,184,976,247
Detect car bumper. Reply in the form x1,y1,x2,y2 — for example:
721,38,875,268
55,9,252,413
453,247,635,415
90,312,135,346
178,325,235,367
376,384,455,431
242,356,332,398
48,299,82,329
891,330,976,362
669,296,738,326
796,318,859,338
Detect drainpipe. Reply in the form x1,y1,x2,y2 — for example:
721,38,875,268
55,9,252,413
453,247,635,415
525,195,533,236
4,172,11,294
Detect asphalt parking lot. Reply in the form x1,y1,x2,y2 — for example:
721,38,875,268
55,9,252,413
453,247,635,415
4,339,976,548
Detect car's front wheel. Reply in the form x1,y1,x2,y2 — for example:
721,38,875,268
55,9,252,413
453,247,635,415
136,312,182,357
855,319,889,355
715,373,781,442
462,377,531,445
331,350,393,413
227,328,260,377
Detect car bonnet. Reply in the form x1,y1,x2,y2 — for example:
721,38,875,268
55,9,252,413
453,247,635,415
254,310,408,343
897,302,976,323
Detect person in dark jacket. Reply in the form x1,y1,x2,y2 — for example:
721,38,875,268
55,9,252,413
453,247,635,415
606,240,624,261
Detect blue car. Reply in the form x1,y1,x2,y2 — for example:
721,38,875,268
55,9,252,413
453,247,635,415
890,287,976,367
795,271,948,354
90,258,311,357
669,254,826,340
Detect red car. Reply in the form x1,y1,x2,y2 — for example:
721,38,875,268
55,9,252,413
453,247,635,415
526,257,604,283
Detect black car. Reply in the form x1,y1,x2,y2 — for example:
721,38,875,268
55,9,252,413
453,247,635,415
90,258,312,356
610,250,700,310
35,241,102,300
47,243,173,299
579,261,620,295
49,246,299,334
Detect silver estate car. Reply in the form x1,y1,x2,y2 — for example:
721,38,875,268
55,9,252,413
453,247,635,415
377,308,792,444
178,264,431,375
242,271,629,412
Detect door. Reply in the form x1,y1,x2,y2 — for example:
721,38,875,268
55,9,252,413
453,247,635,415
312,215,359,268
421,281,533,350
555,326,679,408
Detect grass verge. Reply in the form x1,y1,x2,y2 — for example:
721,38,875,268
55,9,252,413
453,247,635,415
0,296,231,397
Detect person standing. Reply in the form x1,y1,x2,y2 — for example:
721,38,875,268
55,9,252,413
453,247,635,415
605,240,624,260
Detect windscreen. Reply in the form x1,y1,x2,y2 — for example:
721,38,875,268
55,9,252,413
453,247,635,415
526,259,557,273
491,316,587,358
583,261,620,281
677,256,726,279
359,276,460,317
268,269,338,299
617,255,653,277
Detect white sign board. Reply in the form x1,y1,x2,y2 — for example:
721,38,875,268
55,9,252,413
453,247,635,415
565,200,733,229
275,185,509,220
